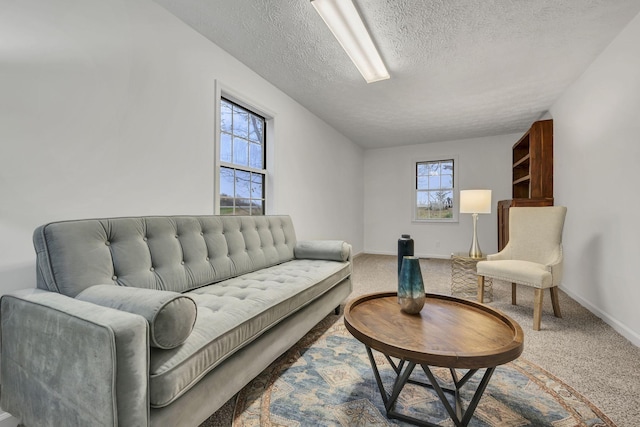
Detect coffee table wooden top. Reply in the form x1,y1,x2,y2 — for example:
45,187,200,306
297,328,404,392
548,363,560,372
344,292,524,369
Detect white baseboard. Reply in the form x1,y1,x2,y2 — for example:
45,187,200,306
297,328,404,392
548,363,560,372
0,410,19,427
560,285,640,347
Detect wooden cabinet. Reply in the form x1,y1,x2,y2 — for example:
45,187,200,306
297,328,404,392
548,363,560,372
498,120,554,251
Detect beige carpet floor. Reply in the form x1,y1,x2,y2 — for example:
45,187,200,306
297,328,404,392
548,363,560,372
203,254,640,426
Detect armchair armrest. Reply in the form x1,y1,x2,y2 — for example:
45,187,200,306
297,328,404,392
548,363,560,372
294,240,352,262
1,289,149,427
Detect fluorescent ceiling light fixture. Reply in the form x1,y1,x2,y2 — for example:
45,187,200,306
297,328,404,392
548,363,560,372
311,0,390,83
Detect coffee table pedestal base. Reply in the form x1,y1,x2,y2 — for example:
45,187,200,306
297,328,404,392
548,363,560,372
366,346,496,427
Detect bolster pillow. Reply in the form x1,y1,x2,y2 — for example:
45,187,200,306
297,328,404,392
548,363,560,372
294,240,350,262
76,285,197,349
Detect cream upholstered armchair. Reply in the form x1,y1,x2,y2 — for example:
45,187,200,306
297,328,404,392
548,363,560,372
476,206,567,331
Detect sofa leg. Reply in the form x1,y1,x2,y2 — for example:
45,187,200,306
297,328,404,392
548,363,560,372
550,287,562,318
533,288,543,331
334,305,341,315
477,275,485,303
511,283,517,305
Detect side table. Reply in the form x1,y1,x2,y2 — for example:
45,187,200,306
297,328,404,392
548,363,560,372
451,252,492,302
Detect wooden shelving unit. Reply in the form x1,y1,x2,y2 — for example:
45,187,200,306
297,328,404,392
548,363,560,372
498,120,554,250
511,119,554,199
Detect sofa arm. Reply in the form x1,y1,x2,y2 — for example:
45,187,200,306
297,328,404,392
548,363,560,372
1,289,149,427
294,240,352,262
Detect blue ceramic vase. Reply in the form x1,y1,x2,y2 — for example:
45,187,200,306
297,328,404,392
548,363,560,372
398,256,425,314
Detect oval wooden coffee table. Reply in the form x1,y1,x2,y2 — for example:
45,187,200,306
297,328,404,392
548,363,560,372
344,292,524,427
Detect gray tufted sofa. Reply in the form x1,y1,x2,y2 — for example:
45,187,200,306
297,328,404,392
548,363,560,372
0,215,352,427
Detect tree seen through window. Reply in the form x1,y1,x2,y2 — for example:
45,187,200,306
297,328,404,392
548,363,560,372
219,98,266,215
415,159,454,220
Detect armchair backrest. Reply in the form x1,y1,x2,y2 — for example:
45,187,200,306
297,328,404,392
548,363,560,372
505,206,567,265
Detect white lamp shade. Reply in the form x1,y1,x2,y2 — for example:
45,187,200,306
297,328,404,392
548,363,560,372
460,190,492,214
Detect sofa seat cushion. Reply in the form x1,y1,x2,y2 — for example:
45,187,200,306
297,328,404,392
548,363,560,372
147,259,350,407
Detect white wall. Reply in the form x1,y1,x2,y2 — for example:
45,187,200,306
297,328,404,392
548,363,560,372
0,1,364,422
364,134,517,258
0,0,364,301
550,11,640,345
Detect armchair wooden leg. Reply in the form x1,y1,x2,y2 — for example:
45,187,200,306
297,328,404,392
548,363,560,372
550,287,562,318
533,288,543,331
511,283,517,305
477,275,485,303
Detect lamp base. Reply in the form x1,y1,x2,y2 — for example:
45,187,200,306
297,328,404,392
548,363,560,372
468,213,483,259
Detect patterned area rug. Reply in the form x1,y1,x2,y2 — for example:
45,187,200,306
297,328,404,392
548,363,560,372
230,315,615,427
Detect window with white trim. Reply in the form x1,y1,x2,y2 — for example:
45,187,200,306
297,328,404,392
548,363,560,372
414,158,457,221
219,97,266,215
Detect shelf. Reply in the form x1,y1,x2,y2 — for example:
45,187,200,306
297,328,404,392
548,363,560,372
513,175,531,185
513,154,530,168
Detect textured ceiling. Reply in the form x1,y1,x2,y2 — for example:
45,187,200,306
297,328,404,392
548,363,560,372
154,0,640,149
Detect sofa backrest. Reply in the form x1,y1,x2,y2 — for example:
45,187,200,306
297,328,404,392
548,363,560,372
33,215,297,297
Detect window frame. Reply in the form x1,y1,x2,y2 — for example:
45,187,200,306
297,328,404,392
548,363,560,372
214,82,274,216
412,156,459,223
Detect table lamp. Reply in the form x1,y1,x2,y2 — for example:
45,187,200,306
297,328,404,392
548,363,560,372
460,189,492,258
